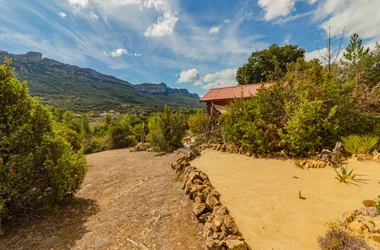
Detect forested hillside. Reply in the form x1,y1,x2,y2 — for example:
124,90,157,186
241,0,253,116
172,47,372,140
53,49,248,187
0,51,203,111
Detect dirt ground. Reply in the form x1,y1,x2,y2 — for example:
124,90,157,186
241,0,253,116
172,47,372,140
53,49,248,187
191,149,380,250
0,149,204,250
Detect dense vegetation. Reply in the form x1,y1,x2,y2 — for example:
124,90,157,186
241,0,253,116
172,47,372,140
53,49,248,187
236,44,305,84
147,106,187,152
0,51,203,112
0,59,87,227
194,34,380,156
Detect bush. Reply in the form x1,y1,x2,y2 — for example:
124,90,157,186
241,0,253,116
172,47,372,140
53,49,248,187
147,105,186,152
0,60,87,226
318,226,373,250
188,110,210,135
83,139,104,154
341,134,379,154
108,117,137,149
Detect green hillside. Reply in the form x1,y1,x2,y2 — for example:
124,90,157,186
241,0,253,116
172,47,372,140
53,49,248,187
0,51,203,111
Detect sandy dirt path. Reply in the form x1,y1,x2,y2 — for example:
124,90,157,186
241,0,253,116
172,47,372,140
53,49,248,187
0,149,204,250
191,149,380,250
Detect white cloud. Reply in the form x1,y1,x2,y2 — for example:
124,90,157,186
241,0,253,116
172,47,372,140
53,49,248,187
58,12,67,18
258,0,296,20
67,0,88,7
202,68,237,89
132,53,142,57
177,69,200,84
193,81,203,86
209,26,220,34
90,11,99,20
317,0,380,40
111,48,128,57
224,19,231,24
144,13,179,37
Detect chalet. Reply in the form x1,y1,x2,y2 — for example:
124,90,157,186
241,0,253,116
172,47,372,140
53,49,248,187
200,83,273,114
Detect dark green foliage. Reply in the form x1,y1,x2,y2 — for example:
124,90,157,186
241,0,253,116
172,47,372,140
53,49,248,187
188,110,210,135
147,106,187,152
236,44,305,84
222,52,380,156
0,59,87,226
342,33,370,65
108,117,137,149
83,139,104,155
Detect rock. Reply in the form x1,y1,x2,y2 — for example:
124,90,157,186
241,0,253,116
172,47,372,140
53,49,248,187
198,212,210,223
370,233,380,243
190,183,207,199
348,221,363,232
224,239,247,250
223,215,241,235
184,180,193,194
212,218,223,232
364,221,375,232
204,222,213,238
363,200,376,207
200,172,209,181
206,238,223,250
214,206,229,216
342,210,356,224
188,171,202,183
206,194,221,210
193,203,207,217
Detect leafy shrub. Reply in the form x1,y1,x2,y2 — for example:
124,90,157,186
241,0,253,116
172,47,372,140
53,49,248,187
188,110,210,135
108,117,137,149
0,60,87,226
147,105,186,152
318,225,373,250
83,139,104,154
341,135,379,154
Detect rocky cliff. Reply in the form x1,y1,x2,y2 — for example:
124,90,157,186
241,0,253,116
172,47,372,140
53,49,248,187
0,51,202,111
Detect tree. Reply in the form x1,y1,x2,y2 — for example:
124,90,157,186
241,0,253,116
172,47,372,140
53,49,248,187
342,33,370,65
236,44,305,85
0,59,86,227
147,106,186,152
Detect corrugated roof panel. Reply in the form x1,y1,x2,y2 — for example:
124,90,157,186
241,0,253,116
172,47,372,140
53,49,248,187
200,83,273,102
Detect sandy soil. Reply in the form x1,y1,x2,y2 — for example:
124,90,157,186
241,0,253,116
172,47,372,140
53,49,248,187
0,149,204,250
191,149,380,250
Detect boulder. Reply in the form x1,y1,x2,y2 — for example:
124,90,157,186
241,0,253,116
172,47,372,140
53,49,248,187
206,194,221,210
193,203,207,217
370,233,380,243
362,200,376,207
206,238,223,250
224,239,247,250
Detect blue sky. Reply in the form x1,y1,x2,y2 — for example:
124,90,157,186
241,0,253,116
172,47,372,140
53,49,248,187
0,0,379,96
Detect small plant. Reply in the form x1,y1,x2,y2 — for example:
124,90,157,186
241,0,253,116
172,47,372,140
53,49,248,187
335,164,356,183
341,134,379,155
375,196,380,214
318,224,374,250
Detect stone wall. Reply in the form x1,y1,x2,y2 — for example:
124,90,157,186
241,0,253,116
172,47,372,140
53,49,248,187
172,150,249,250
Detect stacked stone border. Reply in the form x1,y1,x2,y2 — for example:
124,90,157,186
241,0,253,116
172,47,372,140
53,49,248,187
172,149,250,250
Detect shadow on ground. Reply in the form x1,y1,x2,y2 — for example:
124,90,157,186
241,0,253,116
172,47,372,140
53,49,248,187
0,198,99,250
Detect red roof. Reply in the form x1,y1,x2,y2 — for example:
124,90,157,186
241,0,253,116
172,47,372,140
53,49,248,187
200,83,274,102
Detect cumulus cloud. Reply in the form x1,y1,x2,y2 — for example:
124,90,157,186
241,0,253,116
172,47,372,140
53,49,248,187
317,0,380,40
258,0,296,20
202,68,238,89
224,19,231,24
58,12,67,18
177,69,200,84
67,0,88,7
209,26,220,34
90,11,99,20
144,13,179,37
111,48,128,57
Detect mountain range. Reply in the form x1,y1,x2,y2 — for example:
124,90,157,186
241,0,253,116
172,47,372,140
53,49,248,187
0,51,202,111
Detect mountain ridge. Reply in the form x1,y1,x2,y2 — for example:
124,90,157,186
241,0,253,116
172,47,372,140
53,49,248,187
0,51,202,111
